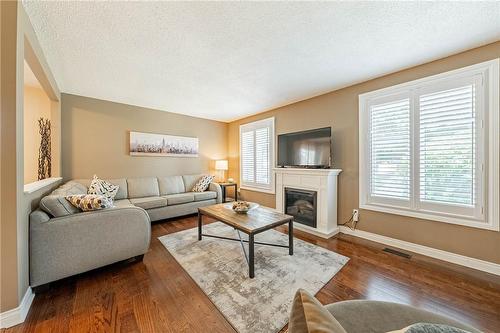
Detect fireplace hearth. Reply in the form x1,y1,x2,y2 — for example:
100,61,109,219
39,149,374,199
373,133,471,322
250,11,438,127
285,187,317,228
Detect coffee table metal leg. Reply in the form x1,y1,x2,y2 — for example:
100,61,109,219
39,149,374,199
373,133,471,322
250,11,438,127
289,219,294,255
249,234,254,278
198,212,202,241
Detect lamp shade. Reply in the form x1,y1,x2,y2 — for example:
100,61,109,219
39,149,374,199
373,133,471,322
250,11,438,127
215,160,228,170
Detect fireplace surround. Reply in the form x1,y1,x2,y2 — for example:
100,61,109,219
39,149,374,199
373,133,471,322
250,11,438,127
275,168,342,238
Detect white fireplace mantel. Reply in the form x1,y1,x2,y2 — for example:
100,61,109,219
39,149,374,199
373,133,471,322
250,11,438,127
274,168,342,238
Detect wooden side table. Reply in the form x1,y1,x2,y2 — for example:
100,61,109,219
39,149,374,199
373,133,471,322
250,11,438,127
219,182,238,202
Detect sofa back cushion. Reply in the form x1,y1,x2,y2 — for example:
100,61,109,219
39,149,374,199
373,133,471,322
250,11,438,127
40,181,88,217
182,174,203,192
158,176,186,195
108,178,128,200
127,177,159,198
73,178,128,200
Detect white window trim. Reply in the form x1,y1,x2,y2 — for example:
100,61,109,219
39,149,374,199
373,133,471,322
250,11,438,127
239,117,275,194
359,59,499,231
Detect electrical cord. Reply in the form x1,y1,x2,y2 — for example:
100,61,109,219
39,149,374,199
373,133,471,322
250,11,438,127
339,211,358,231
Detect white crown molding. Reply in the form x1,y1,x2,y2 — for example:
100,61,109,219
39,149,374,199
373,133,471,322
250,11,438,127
0,288,35,329
339,227,500,276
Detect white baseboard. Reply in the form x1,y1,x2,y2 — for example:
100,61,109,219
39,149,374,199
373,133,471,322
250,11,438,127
294,223,340,239
339,226,500,276
0,287,35,328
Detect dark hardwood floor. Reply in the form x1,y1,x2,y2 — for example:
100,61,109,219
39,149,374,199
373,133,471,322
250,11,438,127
4,215,500,333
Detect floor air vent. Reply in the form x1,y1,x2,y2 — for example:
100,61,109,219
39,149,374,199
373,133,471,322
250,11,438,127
382,247,411,259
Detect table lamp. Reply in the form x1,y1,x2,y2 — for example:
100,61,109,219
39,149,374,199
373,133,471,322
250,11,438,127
215,160,228,182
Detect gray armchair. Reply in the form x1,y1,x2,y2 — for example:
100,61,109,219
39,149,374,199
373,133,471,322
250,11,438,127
288,289,481,333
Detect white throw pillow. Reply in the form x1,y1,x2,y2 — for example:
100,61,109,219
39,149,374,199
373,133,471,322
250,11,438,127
191,175,215,192
87,175,119,201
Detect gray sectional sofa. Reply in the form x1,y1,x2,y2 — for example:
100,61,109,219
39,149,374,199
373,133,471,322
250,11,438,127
30,174,222,290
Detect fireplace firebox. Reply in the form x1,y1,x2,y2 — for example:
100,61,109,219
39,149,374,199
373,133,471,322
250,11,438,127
285,187,317,228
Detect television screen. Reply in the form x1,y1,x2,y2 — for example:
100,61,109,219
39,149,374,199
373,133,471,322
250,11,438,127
277,127,331,168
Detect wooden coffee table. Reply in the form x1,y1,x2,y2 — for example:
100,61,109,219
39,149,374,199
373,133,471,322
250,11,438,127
197,203,294,278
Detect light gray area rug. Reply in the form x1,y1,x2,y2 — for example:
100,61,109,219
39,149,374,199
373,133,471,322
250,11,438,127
159,222,349,333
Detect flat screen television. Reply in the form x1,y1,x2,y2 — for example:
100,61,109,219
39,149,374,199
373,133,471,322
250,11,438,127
277,127,331,168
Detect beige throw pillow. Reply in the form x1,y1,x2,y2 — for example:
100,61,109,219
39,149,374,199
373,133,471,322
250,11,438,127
66,194,113,212
288,289,347,333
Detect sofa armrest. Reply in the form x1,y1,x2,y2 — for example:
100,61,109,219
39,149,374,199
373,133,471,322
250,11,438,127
209,182,223,203
30,209,51,225
30,206,151,287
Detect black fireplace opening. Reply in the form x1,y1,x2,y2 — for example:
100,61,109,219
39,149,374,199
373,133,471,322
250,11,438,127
285,187,317,228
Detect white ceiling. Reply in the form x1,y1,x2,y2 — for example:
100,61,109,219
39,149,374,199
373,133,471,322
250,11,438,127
22,1,500,122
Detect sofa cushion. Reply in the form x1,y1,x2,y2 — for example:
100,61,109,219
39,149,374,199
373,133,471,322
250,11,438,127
40,181,88,217
40,195,80,217
73,178,128,200
113,199,134,208
130,197,167,210
165,193,195,205
158,176,185,195
289,289,347,333
193,191,217,201
108,178,128,200
53,181,88,196
182,174,203,192
127,177,159,198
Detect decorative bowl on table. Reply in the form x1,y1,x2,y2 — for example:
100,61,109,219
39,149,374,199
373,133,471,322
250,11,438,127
224,201,259,214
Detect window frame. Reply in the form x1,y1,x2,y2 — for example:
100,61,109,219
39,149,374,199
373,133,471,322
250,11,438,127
359,59,499,231
239,117,275,194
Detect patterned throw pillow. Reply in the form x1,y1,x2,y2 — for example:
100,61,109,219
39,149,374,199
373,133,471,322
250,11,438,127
191,175,215,192
65,194,113,212
88,175,119,201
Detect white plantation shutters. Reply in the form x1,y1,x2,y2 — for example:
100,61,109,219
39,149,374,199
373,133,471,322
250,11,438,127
415,76,485,220
369,97,411,206
359,59,499,230
240,117,275,191
364,81,483,215
241,131,255,183
255,127,270,184
419,85,475,206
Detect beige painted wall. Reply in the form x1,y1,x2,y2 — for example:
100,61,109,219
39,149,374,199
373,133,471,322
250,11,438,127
228,41,500,264
1,0,21,313
24,86,51,184
61,94,228,180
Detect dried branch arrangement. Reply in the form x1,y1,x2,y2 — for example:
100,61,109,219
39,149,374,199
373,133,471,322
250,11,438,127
38,118,51,180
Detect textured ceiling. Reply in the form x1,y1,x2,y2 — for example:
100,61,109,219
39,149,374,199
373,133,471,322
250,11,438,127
23,1,500,122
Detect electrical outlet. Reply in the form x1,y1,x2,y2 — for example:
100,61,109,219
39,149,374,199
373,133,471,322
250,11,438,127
353,209,359,222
